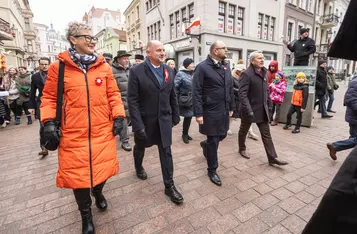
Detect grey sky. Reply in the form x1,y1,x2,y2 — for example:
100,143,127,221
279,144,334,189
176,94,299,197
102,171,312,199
31,0,132,34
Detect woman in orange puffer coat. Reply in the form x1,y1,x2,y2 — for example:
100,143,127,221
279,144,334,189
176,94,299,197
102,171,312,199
40,22,125,234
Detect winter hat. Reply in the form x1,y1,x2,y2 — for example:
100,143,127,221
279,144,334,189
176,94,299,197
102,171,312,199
134,54,144,60
232,64,246,79
327,66,334,71
296,72,306,79
183,58,194,68
300,28,309,35
275,72,284,79
103,53,113,60
318,60,327,66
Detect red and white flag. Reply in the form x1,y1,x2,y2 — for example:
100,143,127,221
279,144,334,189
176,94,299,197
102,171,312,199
138,40,144,47
186,17,200,31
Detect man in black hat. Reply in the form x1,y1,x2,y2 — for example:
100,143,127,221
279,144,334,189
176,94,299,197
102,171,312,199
112,50,132,151
134,54,144,64
103,53,113,65
284,28,316,66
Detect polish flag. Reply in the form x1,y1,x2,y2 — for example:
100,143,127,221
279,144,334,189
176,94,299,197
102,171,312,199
138,40,144,47
186,17,200,31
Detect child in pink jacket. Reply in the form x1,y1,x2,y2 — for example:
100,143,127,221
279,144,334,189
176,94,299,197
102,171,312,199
269,72,287,126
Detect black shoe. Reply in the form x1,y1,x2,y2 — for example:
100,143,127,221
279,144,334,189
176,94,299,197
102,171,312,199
327,110,336,113
182,134,189,144
93,191,107,211
322,115,333,119
165,185,184,204
80,208,95,234
200,141,207,158
39,147,49,158
27,116,32,125
239,150,250,159
283,124,292,130
121,142,132,151
314,101,320,110
187,135,193,141
15,117,20,125
136,167,147,180
268,158,289,166
208,173,222,186
292,128,300,134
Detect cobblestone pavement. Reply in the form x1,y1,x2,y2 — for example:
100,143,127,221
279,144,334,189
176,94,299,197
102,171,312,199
0,81,351,234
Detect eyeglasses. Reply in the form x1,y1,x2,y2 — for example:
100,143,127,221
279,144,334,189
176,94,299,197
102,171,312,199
40,63,49,66
74,35,98,43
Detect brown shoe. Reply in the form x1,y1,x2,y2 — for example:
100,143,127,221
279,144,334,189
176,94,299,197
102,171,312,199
38,147,49,158
239,150,250,159
270,121,278,126
268,158,289,166
327,143,337,160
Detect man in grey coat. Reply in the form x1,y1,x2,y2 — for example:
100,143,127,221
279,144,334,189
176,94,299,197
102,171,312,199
112,50,132,151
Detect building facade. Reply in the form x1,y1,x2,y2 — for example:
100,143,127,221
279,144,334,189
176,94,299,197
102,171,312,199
34,23,68,63
83,6,126,36
0,0,39,68
283,0,315,66
95,27,127,56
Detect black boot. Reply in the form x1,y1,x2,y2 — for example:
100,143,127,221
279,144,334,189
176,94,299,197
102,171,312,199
93,181,107,211
27,115,32,125
73,189,95,234
182,134,189,144
15,116,20,125
133,145,147,179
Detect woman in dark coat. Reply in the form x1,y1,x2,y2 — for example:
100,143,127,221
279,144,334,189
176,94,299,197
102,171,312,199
175,58,195,143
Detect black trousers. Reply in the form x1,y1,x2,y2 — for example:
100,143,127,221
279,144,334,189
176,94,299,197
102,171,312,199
286,105,303,129
202,135,226,174
293,59,309,66
271,104,281,122
72,181,106,210
239,119,278,160
182,117,192,135
9,100,30,117
133,141,174,187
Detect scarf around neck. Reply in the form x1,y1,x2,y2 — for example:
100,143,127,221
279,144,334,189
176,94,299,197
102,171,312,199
69,48,98,73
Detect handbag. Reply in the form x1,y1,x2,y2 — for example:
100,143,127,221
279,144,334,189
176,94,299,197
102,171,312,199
333,84,339,90
179,92,192,107
41,61,65,151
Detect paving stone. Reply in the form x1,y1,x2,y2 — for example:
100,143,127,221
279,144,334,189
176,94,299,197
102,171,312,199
258,205,289,227
299,175,319,186
296,204,316,222
279,197,306,214
271,187,294,200
236,189,261,204
190,194,220,211
207,214,240,234
284,181,308,194
233,203,262,223
253,183,274,195
305,184,326,197
233,217,269,234
213,197,243,215
113,210,149,233
262,224,292,234
281,215,307,234
164,203,196,224
187,207,221,229
294,191,316,204
131,215,167,234
265,178,288,189
253,193,279,210
158,219,194,234
236,179,258,191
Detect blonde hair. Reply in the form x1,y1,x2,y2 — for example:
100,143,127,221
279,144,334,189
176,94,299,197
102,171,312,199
166,60,175,66
66,22,92,47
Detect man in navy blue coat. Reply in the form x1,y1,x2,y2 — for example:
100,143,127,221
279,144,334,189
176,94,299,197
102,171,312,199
192,40,234,186
127,40,183,204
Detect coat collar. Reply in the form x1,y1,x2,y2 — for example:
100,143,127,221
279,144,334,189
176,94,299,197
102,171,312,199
143,60,170,90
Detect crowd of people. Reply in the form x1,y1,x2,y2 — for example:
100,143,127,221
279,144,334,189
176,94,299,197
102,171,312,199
0,20,350,234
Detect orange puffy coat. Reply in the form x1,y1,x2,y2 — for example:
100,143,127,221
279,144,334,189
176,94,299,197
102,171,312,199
41,51,125,189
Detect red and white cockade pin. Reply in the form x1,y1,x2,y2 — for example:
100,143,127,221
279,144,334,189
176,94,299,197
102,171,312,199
164,69,169,83
223,66,227,70
95,77,103,86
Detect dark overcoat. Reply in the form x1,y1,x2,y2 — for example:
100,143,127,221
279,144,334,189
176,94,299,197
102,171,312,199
302,146,357,234
344,76,357,125
29,72,45,109
192,55,234,136
315,66,328,96
127,61,180,148
232,78,240,118
238,65,272,123
174,68,194,118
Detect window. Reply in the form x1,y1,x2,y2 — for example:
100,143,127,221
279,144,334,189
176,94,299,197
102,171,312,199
27,40,32,52
170,14,175,39
154,23,157,40
218,2,226,33
182,7,187,21
127,16,130,26
175,11,181,37
269,17,275,41
158,21,161,40
285,55,291,66
147,26,150,41
287,22,293,42
227,4,235,34
137,6,140,19
146,2,149,11
263,15,269,40
138,32,140,40
105,13,110,20
308,0,314,13
257,13,263,39
149,0,152,9
25,18,30,31
298,24,303,36
48,45,51,52
299,0,306,10
150,25,153,40
237,7,244,36
288,0,297,5
188,3,194,22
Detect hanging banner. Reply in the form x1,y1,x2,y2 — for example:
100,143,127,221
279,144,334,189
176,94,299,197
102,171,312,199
236,20,242,36
218,15,224,33
257,25,261,39
227,18,234,34
269,27,273,41
263,26,268,40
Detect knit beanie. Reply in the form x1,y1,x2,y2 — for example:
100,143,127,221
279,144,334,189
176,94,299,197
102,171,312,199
276,72,284,79
300,28,309,35
183,58,194,68
327,66,334,71
318,60,327,66
296,72,306,79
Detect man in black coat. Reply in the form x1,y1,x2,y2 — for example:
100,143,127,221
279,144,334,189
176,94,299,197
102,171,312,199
127,40,183,204
284,28,316,66
238,51,288,166
315,60,333,118
28,57,51,157
192,40,234,186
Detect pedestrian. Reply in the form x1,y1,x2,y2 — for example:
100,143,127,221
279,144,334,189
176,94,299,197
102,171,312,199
269,72,287,126
267,60,280,85
134,54,144,64
326,66,339,113
193,40,234,186
166,59,177,76
28,57,51,157
283,72,309,134
315,60,333,118
40,22,125,234
326,75,357,161
238,50,288,166
228,63,259,140
127,40,183,204
16,66,32,125
175,57,194,144
3,67,19,124
112,50,133,151
284,28,316,66
103,53,113,65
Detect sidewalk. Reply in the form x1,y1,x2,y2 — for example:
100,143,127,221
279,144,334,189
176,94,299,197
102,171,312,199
0,82,350,234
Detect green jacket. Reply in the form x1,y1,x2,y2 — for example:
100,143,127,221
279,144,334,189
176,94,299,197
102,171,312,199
327,72,338,91
15,71,32,103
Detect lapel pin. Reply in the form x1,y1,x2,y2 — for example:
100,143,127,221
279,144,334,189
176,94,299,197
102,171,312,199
95,77,103,86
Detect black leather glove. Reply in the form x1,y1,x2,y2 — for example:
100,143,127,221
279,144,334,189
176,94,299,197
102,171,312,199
43,120,60,151
247,111,255,122
113,118,124,136
134,128,147,140
172,116,180,127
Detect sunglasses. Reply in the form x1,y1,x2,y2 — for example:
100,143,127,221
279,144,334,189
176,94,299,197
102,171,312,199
74,35,98,43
